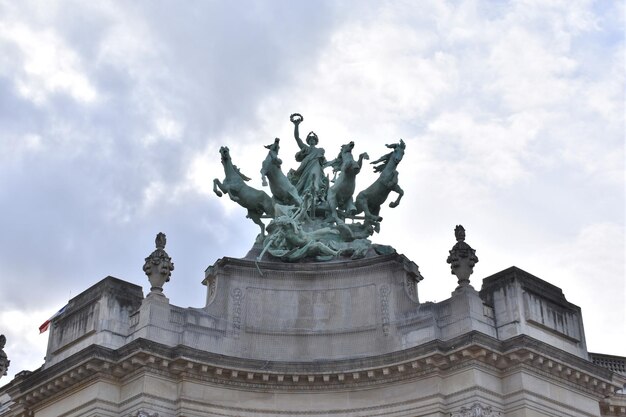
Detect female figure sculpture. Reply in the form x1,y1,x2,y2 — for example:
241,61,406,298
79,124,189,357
288,113,328,209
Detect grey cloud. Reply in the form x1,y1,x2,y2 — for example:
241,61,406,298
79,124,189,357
0,1,343,313
0,0,623,379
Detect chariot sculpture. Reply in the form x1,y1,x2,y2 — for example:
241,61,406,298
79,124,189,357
213,113,405,263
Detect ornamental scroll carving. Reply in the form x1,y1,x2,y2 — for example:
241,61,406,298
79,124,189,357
231,287,244,338
402,258,422,303
203,264,219,306
450,403,502,417
379,285,391,336
206,275,218,305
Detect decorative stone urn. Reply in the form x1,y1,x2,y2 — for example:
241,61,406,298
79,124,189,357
142,232,174,297
446,225,479,289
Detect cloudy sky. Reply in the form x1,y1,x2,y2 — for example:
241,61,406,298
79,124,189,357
0,1,623,381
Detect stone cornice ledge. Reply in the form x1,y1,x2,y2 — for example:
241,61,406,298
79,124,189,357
9,332,626,413
205,252,418,278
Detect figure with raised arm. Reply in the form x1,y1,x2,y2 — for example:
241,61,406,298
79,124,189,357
288,113,328,211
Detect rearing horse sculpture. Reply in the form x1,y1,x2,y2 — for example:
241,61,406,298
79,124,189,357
260,138,302,207
326,141,369,224
355,139,405,233
214,146,275,237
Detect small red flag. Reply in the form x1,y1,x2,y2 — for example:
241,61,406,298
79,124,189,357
39,305,67,334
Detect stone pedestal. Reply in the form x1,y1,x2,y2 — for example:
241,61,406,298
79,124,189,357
132,293,182,346
437,285,497,340
200,253,423,361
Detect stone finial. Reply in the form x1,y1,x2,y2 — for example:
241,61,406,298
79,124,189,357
0,335,10,378
155,232,166,249
446,225,479,289
143,233,174,297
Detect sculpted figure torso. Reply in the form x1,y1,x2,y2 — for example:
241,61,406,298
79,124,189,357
288,113,328,201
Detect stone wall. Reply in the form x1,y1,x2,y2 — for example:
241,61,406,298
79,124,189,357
44,276,143,368
3,256,624,417
480,267,588,358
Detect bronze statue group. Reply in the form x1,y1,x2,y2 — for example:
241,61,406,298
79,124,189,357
214,113,405,263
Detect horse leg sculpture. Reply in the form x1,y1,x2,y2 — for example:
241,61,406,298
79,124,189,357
247,209,266,237
213,179,226,197
389,184,404,208
344,197,357,216
356,194,383,223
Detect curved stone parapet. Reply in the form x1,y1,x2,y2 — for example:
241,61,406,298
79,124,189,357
198,253,423,361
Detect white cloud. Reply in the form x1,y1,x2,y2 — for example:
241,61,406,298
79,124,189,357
0,21,97,104
527,222,626,353
486,26,578,111
306,19,458,123
424,110,549,186
141,114,184,145
0,309,49,381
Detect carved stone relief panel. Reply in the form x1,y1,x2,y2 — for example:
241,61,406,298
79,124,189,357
206,275,218,305
404,273,418,303
450,403,502,417
230,287,244,339
244,285,376,335
379,285,391,336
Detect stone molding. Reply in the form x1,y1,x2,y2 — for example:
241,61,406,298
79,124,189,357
207,252,420,277
8,333,623,417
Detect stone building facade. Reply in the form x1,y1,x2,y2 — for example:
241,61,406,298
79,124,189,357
0,250,624,416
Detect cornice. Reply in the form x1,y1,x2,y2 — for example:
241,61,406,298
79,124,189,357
206,252,416,277
7,332,625,416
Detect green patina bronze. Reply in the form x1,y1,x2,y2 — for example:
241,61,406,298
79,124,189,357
355,139,405,233
260,138,302,207
214,114,406,263
213,146,274,237
325,141,369,225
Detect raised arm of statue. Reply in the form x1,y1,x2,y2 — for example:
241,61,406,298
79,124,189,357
290,113,305,150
